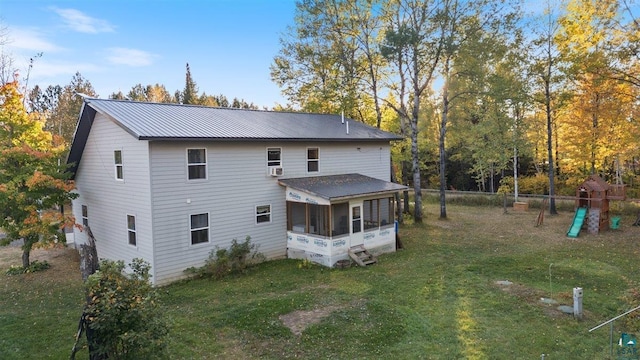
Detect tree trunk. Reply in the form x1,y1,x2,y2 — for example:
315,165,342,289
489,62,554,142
439,64,451,219
21,249,30,269
390,159,403,224
545,46,557,215
411,113,422,223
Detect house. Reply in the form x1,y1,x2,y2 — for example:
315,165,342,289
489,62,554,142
67,98,407,285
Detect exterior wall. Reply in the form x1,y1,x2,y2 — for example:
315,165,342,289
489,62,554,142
279,142,391,180
149,141,392,284
286,225,396,267
71,113,154,276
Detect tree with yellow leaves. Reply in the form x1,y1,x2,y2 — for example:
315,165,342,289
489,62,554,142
555,0,640,180
0,81,77,270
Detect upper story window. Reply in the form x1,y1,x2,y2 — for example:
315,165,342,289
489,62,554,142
256,204,271,224
190,213,209,245
187,148,207,180
114,150,123,180
267,148,281,167
127,215,137,246
81,205,88,227
307,147,319,172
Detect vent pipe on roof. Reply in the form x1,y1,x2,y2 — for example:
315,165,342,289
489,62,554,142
346,120,349,135
341,110,344,124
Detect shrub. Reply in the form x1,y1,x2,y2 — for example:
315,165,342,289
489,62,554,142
517,174,549,195
5,260,50,275
84,258,168,359
186,236,264,280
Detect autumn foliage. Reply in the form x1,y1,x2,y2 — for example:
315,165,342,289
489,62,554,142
0,81,77,269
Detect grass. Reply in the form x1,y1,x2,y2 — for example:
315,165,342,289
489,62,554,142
2,202,640,359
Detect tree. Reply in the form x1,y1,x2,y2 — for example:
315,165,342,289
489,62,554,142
380,0,446,223
0,81,77,268
181,63,199,105
28,84,62,129
82,258,168,359
271,0,385,124
46,72,97,146
109,83,174,103
554,0,639,182
529,0,566,214
431,0,521,218
0,21,15,86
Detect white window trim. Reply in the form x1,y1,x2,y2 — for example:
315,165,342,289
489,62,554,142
114,150,124,181
127,214,137,247
187,148,207,181
307,147,319,173
255,204,272,225
189,212,210,245
267,147,282,168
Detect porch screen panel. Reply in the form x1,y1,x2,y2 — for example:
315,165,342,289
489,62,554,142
331,203,349,236
309,204,329,236
288,202,306,233
380,197,393,226
363,199,379,230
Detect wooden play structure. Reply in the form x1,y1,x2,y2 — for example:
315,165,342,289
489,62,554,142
568,175,626,237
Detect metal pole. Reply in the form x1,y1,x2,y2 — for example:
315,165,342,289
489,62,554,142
589,304,640,332
610,322,613,356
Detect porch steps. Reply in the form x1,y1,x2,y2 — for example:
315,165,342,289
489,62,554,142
348,245,377,267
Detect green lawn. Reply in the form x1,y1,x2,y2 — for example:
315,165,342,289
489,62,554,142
1,202,640,359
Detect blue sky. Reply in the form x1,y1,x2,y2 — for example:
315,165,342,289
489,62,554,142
1,0,296,108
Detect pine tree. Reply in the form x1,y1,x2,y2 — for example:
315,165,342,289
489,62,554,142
182,63,199,105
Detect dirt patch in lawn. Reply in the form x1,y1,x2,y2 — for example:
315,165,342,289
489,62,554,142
279,305,343,336
0,243,81,282
495,280,583,320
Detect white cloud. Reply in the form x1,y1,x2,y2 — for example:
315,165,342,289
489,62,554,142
51,7,115,34
106,48,155,67
31,61,102,78
5,28,62,52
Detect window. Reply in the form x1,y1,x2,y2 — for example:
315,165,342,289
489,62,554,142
81,205,88,227
127,215,137,246
187,149,207,180
307,148,319,172
114,150,123,180
267,147,281,167
190,213,209,244
256,205,271,224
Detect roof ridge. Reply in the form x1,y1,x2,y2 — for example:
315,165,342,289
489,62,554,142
86,97,348,118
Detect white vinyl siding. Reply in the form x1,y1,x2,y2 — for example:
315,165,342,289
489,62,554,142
71,113,154,280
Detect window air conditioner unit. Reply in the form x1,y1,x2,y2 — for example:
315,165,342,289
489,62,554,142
270,167,284,177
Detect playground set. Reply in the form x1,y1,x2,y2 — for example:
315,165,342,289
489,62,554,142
566,175,626,238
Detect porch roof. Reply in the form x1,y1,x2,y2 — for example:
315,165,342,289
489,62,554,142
278,174,408,201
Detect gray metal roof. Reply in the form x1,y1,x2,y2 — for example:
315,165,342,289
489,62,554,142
66,98,403,179
278,174,408,201
83,98,402,141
